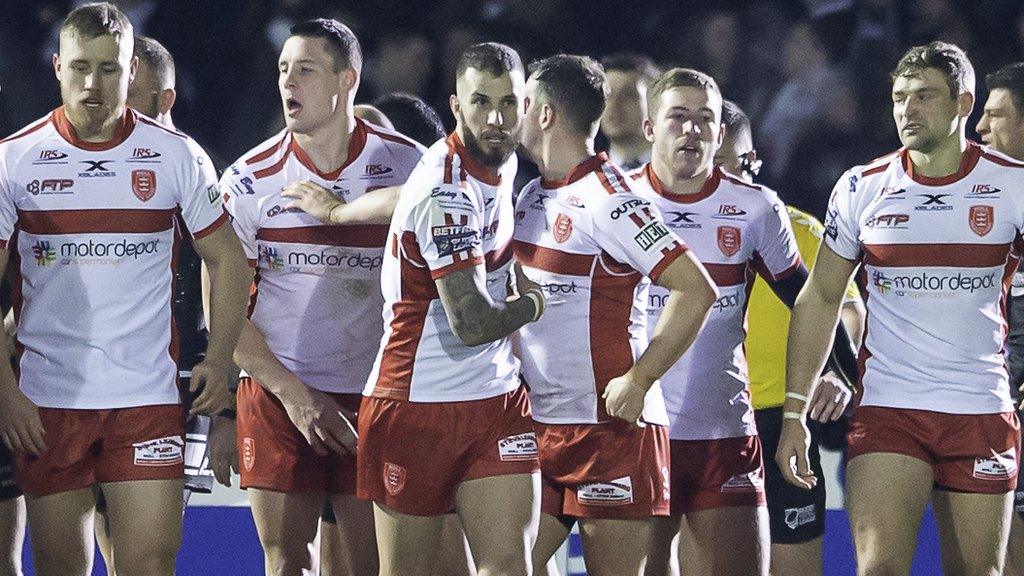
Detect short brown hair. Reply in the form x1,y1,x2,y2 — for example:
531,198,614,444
891,41,975,97
601,54,661,85
61,2,133,41
457,42,524,79
646,68,720,117
134,36,175,89
289,18,362,72
528,54,606,135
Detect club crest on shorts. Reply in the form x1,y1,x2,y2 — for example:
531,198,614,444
969,205,994,237
717,226,741,256
242,437,256,472
384,462,406,496
553,213,573,243
132,169,157,202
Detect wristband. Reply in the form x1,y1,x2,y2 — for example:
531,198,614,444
783,411,803,421
524,290,543,322
785,391,809,403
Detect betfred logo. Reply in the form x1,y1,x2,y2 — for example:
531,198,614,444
717,225,741,256
553,213,573,243
132,435,184,467
132,169,157,202
383,462,406,496
969,205,994,237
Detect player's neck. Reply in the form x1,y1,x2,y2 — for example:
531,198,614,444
292,112,356,174
537,136,593,183
155,112,175,130
608,137,649,165
906,133,968,178
68,106,126,143
651,159,712,197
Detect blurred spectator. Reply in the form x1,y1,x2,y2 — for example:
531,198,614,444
600,54,660,170
373,93,445,146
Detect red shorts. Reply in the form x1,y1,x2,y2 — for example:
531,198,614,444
356,385,539,516
669,435,766,515
236,378,361,494
847,406,1021,494
536,420,670,519
14,404,185,497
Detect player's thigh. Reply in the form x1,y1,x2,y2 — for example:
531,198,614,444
644,515,680,576
431,513,475,576
682,505,769,576
248,488,323,551
24,488,96,576
1005,513,1024,576
770,538,822,576
0,495,24,576
533,513,571,572
577,517,652,576
846,453,933,572
322,494,378,576
932,489,1013,576
455,472,540,573
372,502,445,576
100,479,184,571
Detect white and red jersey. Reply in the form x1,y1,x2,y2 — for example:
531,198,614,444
223,119,423,394
364,133,518,402
0,107,227,409
632,165,801,440
513,153,688,425
825,142,1024,414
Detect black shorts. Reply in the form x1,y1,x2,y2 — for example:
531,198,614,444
755,407,826,544
0,440,20,500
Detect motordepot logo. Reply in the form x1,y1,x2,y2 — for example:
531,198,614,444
286,249,383,271
32,240,55,266
260,246,284,269
871,269,996,297
33,238,161,266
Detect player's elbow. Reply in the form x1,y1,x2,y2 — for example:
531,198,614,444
450,319,488,347
693,275,718,314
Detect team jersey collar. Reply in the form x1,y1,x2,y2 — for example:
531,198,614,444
539,152,608,189
52,105,136,151
289,117,368,181
446,132,502,186
643,162,722,204
900,141,982,186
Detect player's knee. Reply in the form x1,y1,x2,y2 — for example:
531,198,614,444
113,539,179,576
475,544,530,576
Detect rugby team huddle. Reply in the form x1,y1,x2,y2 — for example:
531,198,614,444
1,2,1023,576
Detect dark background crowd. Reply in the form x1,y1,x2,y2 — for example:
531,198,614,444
2,0,1023,220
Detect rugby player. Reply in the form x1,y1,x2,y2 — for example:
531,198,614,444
778,41,1024,576
977,61,1024,576
630,69,857,576
0,3,249,575
514,55,718,576
221,18,424,576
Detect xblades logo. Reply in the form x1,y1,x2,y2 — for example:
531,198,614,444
81,160,113,172
79,159,116,178
666,211,701,228
915,194,953,211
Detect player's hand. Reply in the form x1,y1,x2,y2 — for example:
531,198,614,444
807,371,851,422
512,262,546,319
0,385,46,456
189,359,238,416
281,181,344,223
602,372,648,427
775,417,816,490
280,387,357,457
208,415,238,487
